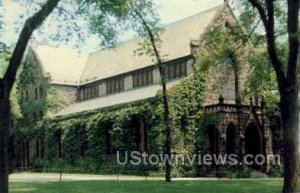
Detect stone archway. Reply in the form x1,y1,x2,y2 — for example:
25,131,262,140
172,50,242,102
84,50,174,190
226,123,236,155
104,121,114,155
206,124,219,155
244,122,263,170
128,115,147,153
204,124,219,173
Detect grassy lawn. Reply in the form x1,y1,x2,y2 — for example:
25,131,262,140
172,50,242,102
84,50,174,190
10,179,295,193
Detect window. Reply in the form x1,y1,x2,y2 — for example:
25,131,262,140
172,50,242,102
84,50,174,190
39,87,43,98
82,84,99,100
164,61,187,81
83,88,87,100
133,69,153,88
36,138,40,158
20,91,24,102
34,87,38,100
106,77,124,95
25,90,29,101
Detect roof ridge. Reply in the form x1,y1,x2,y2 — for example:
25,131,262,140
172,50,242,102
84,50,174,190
163,3,224,28
90,3,224,55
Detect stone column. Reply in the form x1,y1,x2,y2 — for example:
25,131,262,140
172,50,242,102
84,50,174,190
153,69,160,84
99,83,106,96
216,119,227,178
124,75,133,91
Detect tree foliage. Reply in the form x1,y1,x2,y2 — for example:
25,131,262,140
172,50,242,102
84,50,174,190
233,1,299,192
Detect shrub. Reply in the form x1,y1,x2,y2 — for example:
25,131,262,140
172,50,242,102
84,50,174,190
227,164,251,178
267,164,283,178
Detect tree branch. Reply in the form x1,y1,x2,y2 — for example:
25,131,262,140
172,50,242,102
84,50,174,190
265,0,286,89
4,0,60,94
131,7,167,84
248,0,268,26
248,0,286,90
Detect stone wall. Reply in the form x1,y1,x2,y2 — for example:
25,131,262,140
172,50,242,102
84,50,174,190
52,84,78,104
195,4,251,105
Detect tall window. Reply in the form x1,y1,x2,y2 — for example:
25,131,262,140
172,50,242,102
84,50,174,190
82,84,99,100
25,90,29,101
34,87,38,100
39,87,43,98
164,61,187,81
106,77,124,95
133,68,153,88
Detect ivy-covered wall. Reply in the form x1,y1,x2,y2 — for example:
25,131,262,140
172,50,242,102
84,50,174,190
26,67,207,176
15,49,74,168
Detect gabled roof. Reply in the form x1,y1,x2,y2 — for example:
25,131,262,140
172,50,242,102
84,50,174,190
31,46,89,85
30,4,224,86
81,4,223,83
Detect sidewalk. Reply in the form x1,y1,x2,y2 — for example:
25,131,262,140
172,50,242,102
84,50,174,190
9,172,283,182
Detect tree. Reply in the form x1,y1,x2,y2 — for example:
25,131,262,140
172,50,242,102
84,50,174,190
0,0,151,192
238,0,299,192
85,0,172,182
121,1,172,182
129,4,172,183
0,1,60,192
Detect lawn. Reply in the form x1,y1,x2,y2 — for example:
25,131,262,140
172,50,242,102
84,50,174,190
10,179,294,193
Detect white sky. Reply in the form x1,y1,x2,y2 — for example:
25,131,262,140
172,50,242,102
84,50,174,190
0,0,223,52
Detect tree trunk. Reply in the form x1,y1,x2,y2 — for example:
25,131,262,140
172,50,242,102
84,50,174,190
0,1,60,192
247,0,299,192
132,9,172,182
281,86,299,193
161,77,172,182
0,96,10,193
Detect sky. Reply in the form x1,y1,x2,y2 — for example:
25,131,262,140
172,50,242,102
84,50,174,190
0,0,223,52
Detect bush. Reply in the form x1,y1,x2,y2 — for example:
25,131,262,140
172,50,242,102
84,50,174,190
267,164,283,178
227,165,251,178
183,168,196,177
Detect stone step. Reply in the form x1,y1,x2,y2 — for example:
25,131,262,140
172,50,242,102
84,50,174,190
251,171,267,178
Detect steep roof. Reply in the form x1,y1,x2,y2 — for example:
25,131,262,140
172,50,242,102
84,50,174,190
81,4,222,83
32,46,89,85
31,4,223,86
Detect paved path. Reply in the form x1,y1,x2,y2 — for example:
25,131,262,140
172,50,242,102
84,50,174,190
9,172,283,182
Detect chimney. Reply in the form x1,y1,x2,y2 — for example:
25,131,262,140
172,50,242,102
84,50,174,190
190,40,200,56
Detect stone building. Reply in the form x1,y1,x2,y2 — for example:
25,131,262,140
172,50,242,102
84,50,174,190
17,3,273,175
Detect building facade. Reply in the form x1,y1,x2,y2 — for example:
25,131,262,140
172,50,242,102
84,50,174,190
16,3,274,176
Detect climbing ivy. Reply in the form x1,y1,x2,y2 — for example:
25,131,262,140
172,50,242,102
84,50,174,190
34,67,206,175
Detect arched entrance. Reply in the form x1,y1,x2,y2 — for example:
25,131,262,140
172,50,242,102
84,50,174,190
226,123,236,155
206,125,219,155
244,122,263,170
204,124,219,173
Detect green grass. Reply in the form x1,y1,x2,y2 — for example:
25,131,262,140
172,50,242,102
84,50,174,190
10,179,295,193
